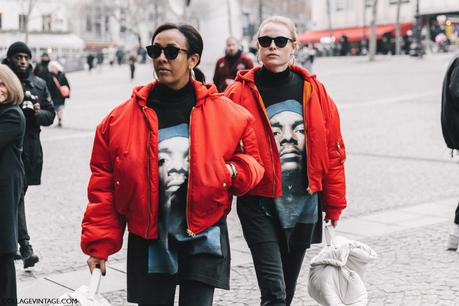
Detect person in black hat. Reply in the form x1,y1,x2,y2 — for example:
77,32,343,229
2,41,55,269
33,53,52,84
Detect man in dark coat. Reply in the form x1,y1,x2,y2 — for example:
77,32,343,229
442,54,459,251
2,41,55,268
213,36,254,92
33,53,52,84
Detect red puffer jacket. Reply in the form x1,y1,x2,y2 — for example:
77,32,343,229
81,80,264,260
225,65,346,221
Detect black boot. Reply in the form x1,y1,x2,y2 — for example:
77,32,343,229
19,241,39,268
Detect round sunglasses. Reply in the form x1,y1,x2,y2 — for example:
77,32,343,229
257,36,293,48
146,44,189,60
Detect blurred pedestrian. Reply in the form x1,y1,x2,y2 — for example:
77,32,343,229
2,41,55,269
213,36,254,92
48,61,70,127
128,53,136,80
225,16,347,305
441,53,459,251
86,53,95,72
0,64,25,306
299,44,316,71
81,22,264,306
116,48,124,65
96,50,104,70
33,53,51,83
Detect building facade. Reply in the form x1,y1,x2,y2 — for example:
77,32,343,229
0,0,84,71
302,0,459,54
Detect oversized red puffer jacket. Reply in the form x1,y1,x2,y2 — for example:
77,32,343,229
81,80,264,260
225,65,346,221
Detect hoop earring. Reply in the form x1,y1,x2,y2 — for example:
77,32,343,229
190,68,196,80
256,53,261,65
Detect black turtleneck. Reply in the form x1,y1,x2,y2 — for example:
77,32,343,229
254,66,303,108
146,80,196,130
225,49,242,67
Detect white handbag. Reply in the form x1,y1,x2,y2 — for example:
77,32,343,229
307,224,377,306
49,268,112,306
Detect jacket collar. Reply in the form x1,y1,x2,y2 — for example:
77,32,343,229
235,64,317,89
133,79,218,107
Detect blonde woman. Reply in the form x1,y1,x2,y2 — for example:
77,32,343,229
0,64,25,305
225,16,347,305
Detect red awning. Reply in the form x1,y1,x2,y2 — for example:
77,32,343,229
299,22,412,44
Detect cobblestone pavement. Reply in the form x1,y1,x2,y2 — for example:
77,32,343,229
15,54,459,305
101,220,459,306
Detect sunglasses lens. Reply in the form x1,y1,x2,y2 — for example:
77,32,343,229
147,45,162,59
274,37,289,48
163,46,180,60
258,36,272,48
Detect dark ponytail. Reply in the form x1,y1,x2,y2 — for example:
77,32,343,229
152,23,206,83
192,68,205,83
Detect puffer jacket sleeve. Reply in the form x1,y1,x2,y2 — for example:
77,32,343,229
229,112,264,196
317,82,347,221
81,118,126,260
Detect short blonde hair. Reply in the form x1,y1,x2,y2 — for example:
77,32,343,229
257,16,298,42
0,64,24,105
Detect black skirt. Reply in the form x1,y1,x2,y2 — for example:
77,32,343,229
126,221,231,305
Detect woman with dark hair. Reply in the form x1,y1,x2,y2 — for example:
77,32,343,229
81,23,264,306
225,16,347,305
0,64,25,305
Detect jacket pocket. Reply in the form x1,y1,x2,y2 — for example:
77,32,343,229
203,158,232,211
218,158,232,191
336,140,346,164
113,155,128,215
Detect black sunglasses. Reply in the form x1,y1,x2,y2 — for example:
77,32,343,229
257,36,293,48
146,44,188,60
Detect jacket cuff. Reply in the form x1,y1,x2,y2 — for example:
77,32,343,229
230,161,251,196
324,206,342,221
82,240,112,261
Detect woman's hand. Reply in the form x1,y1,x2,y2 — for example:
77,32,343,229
325,219,338,228
87,256,106,276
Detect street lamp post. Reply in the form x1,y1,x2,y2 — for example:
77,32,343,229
409,0,423,57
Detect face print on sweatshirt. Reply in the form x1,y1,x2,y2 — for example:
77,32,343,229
268,100,305,172
266,100,318,228
158,128,189,197
148,123,222,274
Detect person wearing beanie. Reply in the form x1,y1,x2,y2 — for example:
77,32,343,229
6,41,32,59
34,53,52,85
2,41,55,269
213,36,254,92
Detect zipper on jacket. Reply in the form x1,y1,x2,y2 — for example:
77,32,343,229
303,82,311,194
253,86,277,197
142,107,152,237
186,107,196,237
